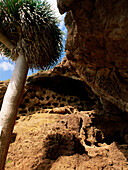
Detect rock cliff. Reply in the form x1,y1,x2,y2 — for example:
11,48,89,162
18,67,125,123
58,0,128,114
1,0,128,169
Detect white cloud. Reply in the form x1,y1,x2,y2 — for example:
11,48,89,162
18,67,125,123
0,54,8,61
0,61,14,71
47,0,61,18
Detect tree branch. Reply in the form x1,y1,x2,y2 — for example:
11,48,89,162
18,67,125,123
0,30,14,51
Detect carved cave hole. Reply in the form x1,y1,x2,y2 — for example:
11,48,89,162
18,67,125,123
28,107,35,112
96,131,103,143
60,104,64,107
46,96,50,100
44,133,85,160
11,133,17,143
43,90,46,94
52,103,58,107
19,109,27,114
43,107,48,109
19,104,26,109
30,95,35,99
73,98,78,103
57,97,61,100
16,116,20,120
80,102,84,107
104,131,124,145
47,102,51,106
78,107,84,111
62,98,66,101
24,98,29,103
52,94,56,99
67,99,72,104
40,97,44,100
27,88,33,93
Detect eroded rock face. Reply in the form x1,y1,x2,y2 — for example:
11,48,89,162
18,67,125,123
0,66,95,118
57,0,75,14
5,109,128,169
57,0,128,113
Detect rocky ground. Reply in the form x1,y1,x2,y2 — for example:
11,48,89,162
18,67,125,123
5,108,128,170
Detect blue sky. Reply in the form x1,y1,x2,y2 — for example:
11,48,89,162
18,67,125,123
0,0,67,81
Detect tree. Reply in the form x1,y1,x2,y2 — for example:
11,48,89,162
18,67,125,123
0,0,63,169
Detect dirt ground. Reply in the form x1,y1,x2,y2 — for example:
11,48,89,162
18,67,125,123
5,110,128,170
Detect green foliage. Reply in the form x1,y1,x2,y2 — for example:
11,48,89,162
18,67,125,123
5,159,12,165
0,0,63,70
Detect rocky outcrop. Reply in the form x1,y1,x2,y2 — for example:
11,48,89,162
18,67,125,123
57,0,75,14
57,0,128,113
5,109,128,169
0,62,96,118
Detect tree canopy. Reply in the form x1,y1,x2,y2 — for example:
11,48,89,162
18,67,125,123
0,0,63,70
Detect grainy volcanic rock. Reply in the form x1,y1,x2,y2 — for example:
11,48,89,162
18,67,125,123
57,0,128,113
1,0,128,169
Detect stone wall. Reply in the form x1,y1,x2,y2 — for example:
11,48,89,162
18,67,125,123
0,63,96,118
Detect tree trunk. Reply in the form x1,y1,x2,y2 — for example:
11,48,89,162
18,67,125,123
0,53,28,169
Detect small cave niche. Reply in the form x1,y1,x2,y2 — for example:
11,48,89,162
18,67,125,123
73,98,78,103
19,104,26,109
85,139,91,146
43,107,48,109
16,116,20,120
57,97,61,100
41,104,44,108
104,131,124,145
46,96,50,101
80,102,84,107
40,97,44,100
11,133,17,143
60,104,64,107
27,88,33,93
52,103,58,107
24,98,29,103
43,90,46,94
96,131,103,143
30,95,35,99
62,98,66,101
67,99,72,104
47,102,51,106
19,109,27,114
28,107,35,112
77,107,84,111
52,94,56,99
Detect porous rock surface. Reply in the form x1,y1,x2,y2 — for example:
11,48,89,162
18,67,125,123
5,109,128,169
57,0,128,113
0,58,95,117
0,63,127,169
